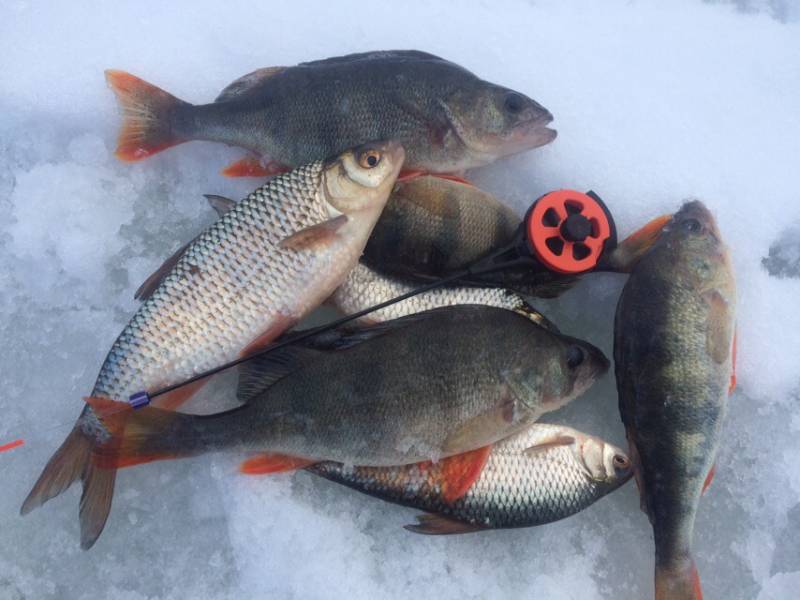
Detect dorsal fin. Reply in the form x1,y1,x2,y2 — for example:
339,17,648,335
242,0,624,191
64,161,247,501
134,195,235,302
215,67,286,103
236,346,320,404
297,308,450,352
204,194,236,217
134,240,193,301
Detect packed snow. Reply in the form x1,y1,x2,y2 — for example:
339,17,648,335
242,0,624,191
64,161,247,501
1,1,799,598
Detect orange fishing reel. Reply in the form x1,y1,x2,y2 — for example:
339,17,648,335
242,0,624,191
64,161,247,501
465,189,618,280
525,189,616,274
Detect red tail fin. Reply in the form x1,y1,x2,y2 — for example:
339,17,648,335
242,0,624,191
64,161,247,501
85,396,191,470
105,70,190,162
655,559,703,600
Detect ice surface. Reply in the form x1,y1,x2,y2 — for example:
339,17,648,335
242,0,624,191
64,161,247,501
1,0,799,598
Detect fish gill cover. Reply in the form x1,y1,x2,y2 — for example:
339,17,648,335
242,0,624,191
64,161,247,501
0,0,799,599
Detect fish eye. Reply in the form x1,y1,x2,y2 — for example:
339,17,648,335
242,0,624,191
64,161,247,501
613,454,630,470
358,149,382,169
503,92,525,114
682,218,703,234
566,345,585,369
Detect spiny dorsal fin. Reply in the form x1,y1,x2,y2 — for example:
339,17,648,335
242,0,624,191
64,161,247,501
215,67,286,103
236,346,320,404
298,307,458,352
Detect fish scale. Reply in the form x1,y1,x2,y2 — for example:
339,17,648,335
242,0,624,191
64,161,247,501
92,160,329,402
309,424,631,530
331,263,533,324
22,141,404,550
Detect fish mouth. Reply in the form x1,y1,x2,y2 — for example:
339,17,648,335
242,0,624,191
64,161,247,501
675,200,721,238
513,111,558,149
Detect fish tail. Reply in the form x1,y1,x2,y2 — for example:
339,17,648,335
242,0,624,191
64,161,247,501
105,70,192,162
84,397,199,470
655,557,703,600
20,425,116,550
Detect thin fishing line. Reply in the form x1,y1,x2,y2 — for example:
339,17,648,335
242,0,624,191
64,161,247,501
0,264,503,453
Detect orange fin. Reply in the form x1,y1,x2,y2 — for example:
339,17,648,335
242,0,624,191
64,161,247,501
609,214,672,272
105,70,190,162
239,453,316,475
397,169,474,186
0,439,24,453
239,314,296,358
397,169,427,182
439,445,491,504
404,513,486,535
429,173,474,186
655,559,703,600
729,330,737,395
153,378,209,411
221,157,290,178
84,396,190,470
702,463,716,495
279,215,348,251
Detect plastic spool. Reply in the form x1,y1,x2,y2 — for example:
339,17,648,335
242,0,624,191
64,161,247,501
526,189,613,274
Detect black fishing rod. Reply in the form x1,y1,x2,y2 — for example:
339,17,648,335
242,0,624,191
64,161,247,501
129,189,618,409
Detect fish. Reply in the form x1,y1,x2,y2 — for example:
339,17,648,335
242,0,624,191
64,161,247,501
20,140,405,550
89,306,609,490
614,201,736,599
362,174,577,297
105,50,556,176
199,192,559,326
309,423,633,534
331,261,558,327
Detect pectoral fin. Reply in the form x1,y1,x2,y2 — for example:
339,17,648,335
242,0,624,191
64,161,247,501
524,435,575,456
441,393,516,455
279,215,348,251
704,290,735,365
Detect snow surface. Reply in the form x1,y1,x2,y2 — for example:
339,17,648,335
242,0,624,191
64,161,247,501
1,1,799,598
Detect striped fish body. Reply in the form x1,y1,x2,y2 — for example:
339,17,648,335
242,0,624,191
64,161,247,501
615,201,736,600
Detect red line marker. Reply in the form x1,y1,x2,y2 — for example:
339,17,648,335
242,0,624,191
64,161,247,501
0,439,25,453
